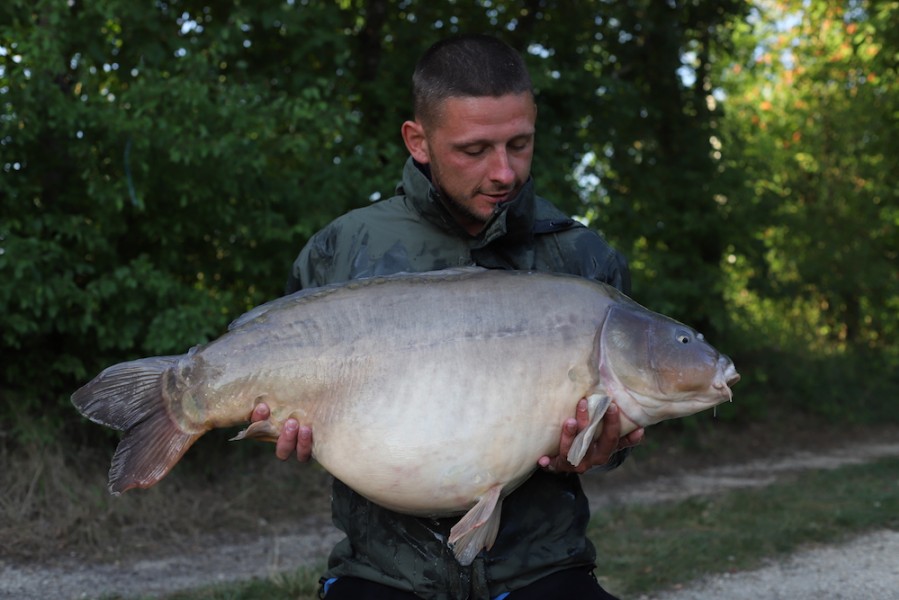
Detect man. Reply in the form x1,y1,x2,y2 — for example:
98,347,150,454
253,34,644,599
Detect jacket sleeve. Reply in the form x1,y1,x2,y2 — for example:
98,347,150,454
570,230,632,296
532,198,632,295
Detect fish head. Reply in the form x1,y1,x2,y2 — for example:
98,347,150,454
599,304,740,428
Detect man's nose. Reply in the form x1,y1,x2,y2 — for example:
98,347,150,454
488,149,515,186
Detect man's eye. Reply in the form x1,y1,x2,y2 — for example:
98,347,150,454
462,147,485,157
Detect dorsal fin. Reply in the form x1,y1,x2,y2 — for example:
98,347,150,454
228,267,489,331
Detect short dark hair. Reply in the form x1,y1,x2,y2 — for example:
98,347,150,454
412,34,534,126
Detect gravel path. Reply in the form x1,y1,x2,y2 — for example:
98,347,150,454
643,530,899,600
3,441,898,600
0,516,343,600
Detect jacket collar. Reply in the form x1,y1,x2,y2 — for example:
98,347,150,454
396,157,537,247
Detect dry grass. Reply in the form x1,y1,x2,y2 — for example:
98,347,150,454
0,434,333,564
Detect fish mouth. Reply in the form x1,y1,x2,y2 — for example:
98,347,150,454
713,359,741,401
724,360,741,387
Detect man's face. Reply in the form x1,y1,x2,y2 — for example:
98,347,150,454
411,93,536,235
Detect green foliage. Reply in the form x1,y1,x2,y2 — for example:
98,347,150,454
713,0,899,418
741,2,898,344
567,0,750,334
0,0,384,438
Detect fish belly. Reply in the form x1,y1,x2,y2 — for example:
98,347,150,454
302,332,597,515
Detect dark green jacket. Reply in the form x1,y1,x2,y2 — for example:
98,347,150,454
287,158,631,599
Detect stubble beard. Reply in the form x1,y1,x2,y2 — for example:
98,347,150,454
429,161,518,234
429,163,491,233
438,187,490,229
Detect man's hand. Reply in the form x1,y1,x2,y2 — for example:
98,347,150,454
538,399,644,474
250,402,313,462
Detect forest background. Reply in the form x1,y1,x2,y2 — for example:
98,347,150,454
1,0,897,447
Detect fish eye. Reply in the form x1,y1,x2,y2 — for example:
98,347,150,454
676,331,691,344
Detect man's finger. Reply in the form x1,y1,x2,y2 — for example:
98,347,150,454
557,417,578,456
538,417,577,472
275,418,299,461
296,425,313,462
251,402,271,423
618,427,645,450
590,403,621,462
575,397,590,430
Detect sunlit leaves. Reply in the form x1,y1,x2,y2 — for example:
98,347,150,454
0,0,363,431
718,0,898,365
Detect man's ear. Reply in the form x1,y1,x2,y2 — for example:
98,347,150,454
401,120,430,164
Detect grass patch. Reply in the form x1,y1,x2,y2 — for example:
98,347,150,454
149,565,324,600
591,457,899,597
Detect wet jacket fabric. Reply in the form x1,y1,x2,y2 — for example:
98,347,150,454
286,157,631,599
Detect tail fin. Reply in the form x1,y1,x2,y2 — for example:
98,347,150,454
72,356,203,495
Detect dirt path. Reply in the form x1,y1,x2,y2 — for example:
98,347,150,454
3,438,899,600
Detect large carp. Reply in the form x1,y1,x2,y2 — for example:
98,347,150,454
72,267,739,565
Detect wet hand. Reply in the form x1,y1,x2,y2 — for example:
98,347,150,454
538,399,644,474
250,402,313,462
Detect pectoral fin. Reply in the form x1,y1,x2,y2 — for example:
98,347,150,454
567,394,612,466
448,483,504,566
231,419,280,443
